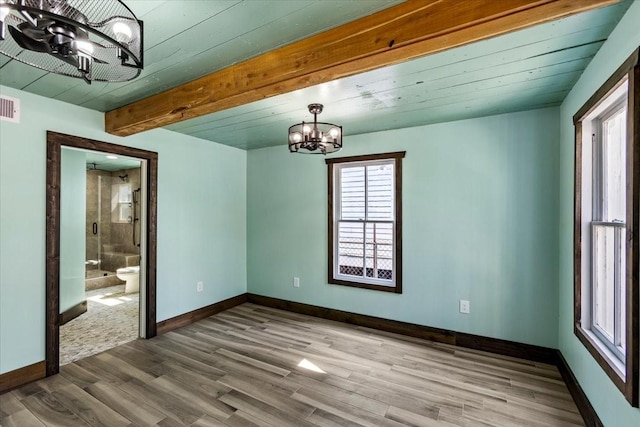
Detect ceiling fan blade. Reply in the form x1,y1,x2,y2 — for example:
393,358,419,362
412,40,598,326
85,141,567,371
20,27,48,40
52,52,79,68
16,15,105,65
18,25,54,42
50,52,92,84
18,19,54,32
8,25,51,53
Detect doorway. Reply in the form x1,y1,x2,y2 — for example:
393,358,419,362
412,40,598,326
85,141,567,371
45,131,158,376
59,154,141,365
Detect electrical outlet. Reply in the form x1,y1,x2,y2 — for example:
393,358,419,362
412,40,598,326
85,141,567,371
459,299,470,314
293,277,300,288
197,281,203,292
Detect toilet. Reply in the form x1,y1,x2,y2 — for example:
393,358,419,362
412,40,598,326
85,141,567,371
116,266,140,293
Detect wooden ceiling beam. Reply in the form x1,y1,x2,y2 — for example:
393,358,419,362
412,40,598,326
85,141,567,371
105,0,617,136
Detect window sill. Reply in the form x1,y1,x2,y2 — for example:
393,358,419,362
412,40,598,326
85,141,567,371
575,324,625,390
581,327,625,375
328,277,402,293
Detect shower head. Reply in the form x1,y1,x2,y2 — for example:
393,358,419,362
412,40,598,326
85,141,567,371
119,174,129,182
86,162,108,171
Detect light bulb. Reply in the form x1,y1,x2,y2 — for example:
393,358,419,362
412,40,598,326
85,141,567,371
74,40,94,77
0,3,9,21
0,1,10,42
289,132,302,143
302,124,311,134
113,21,132,42
329,127,340,139
75,40,94,56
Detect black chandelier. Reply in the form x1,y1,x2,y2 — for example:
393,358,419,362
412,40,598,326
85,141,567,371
0,0,143,84
288,103,342,154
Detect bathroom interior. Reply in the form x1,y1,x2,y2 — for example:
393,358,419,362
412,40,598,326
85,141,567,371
85,163,141,292
59,152,143,365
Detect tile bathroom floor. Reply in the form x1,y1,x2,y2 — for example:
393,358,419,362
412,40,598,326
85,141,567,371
59,284,139,365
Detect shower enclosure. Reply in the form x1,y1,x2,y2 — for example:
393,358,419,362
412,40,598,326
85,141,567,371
85,166,141,290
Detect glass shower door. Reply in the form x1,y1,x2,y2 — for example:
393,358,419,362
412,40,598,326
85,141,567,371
85,171,108,278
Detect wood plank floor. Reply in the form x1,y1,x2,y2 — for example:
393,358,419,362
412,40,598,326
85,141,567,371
0,303,584,426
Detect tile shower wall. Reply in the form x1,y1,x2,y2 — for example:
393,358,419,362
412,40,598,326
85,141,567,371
109,167,141,256
86,167,140,273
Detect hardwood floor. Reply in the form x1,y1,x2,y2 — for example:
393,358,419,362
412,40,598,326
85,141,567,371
0,303,584,426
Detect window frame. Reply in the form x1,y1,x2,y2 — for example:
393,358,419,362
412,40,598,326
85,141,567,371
590,98,627,363
573,47,639,407
326,151,405,293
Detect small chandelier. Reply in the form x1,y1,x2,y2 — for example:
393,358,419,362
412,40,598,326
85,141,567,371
288,103,342,154
0,0,143,84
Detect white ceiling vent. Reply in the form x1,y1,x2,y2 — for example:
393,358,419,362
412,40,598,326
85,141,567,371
0,95,20,123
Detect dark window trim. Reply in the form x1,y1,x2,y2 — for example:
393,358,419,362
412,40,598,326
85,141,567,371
573,47,639,407
326,151,405,293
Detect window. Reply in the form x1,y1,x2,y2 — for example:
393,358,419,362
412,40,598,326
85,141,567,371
591,98,627,361
574,48,639,406
326,152,405,293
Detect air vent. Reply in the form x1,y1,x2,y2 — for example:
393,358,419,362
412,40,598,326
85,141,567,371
0,95,20,123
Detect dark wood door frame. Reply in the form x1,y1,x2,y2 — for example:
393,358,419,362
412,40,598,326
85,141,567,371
45,131,158,376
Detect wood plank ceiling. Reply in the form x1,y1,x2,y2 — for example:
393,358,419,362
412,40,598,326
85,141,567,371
0,0,633,151
0,1,401,110
164,0,633,150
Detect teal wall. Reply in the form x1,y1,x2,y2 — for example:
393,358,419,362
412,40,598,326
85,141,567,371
0,85,247,374
248,107,560,348
59,148,87,313
558,1,640,426
1,3,638,422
